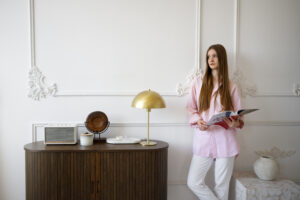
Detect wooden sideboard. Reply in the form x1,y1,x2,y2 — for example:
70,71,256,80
24,141,168,200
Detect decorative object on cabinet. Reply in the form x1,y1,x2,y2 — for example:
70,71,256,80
44,123,78,145
253,155,279,181
106,136,141,144
132,89,166,146
24,141,168,200
80,132,94,146
253,147,296,180
85,111,110,141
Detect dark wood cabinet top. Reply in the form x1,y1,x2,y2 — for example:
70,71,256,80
24,140,169,152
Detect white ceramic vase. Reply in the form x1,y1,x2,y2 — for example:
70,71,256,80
253,156,280,181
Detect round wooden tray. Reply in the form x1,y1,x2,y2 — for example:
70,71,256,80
85,111,109,134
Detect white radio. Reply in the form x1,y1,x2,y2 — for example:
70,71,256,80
44,123,78,145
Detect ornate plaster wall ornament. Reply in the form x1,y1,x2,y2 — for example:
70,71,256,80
255,146,296,159
231,67,257,97
28,66,57,101
293,83,300,96
176,66,203,96
176,65,257,98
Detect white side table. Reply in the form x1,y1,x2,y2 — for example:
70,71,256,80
230,171,300,200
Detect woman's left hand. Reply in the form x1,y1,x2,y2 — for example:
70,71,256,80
224,117,240,128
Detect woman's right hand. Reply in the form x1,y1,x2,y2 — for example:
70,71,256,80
197,119,208,131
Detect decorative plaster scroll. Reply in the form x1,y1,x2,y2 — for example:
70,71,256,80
28,66,57,100
176,65,257,98
231,67,257,97
255,147,296,159
28,0,57,101
176,67,203,96
293,83,300,96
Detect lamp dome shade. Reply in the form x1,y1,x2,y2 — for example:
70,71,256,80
132,89,166,109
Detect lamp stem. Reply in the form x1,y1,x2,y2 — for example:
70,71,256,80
147,109,150,145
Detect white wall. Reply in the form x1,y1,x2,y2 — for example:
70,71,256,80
0,0,300,200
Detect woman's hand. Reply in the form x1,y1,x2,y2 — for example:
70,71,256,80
224,117,240,128
197,119,208,131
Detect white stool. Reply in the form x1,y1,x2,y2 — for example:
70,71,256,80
230,171,300,200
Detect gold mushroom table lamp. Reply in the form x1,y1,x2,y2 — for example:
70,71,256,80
132,89,166,146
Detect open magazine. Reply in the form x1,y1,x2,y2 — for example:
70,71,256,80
206,109,259,129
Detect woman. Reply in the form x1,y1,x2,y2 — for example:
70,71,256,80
186,44,244,200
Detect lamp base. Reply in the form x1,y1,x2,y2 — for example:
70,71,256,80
140,141,157,146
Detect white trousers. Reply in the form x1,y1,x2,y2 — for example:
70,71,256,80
187,155,235,200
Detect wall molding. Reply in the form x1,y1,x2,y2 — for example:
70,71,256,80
232,0,257,98
178,0,299,98
232,0,300,98
176,0,203,96
32,121,300,129
28,0,201,100
177,0,258,98
32,121,300,141
29,0,299,99
53,90,177,97
249,91,300,98
28,0,57,101
32,120,300,141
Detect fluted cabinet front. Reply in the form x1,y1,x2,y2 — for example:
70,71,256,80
25,141,168,200
25,152,92,200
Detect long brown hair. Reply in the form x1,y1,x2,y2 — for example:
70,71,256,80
198,44,233,113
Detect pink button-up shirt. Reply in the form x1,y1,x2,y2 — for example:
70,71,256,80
186,76,243,158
